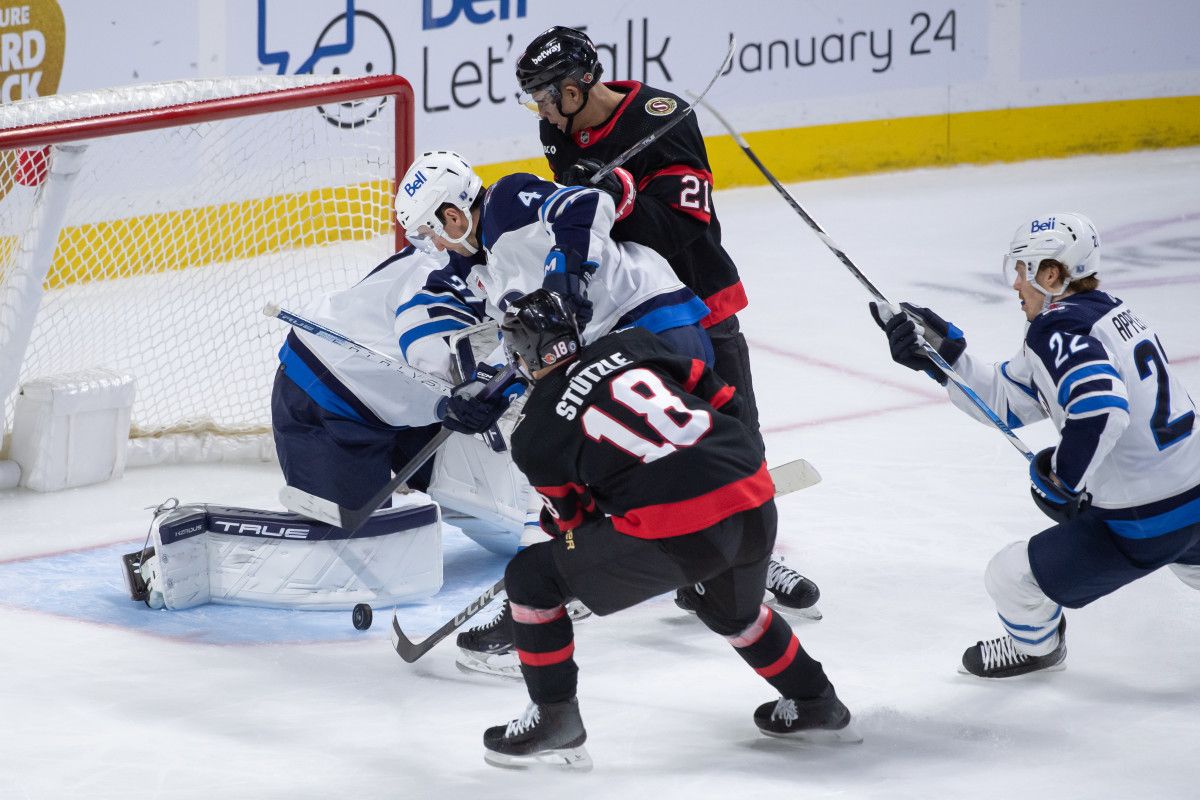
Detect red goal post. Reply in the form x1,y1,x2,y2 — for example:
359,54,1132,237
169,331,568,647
0,74,415,469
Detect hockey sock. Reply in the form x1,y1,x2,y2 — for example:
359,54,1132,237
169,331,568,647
726,604,829,699
505,545,578,704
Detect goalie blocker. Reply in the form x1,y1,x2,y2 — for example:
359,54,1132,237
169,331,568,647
122,499,442,611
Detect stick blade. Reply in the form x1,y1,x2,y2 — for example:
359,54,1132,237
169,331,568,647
390,612,427,663
770,459,822,497
279,485,344,527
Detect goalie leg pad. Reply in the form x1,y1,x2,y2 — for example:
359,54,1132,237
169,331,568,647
428,433,532,556
131,500,443,610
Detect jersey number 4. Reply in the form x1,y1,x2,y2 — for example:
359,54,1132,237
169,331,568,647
1134,338,1195,450
581,368,712,463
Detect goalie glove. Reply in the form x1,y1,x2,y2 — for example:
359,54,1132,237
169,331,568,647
560,157,637,222
437,365,526,436
868,301,966,385
1029,447,1092,524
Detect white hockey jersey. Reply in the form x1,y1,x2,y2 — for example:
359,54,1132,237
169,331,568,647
456,173,709,343
278,246,485,427
949,290,1200,538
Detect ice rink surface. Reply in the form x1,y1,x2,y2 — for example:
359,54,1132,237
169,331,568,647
2,148,1198,799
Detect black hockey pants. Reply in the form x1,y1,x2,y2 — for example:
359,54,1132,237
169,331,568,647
504,500,830,704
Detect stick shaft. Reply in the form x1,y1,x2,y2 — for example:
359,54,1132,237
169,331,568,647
693,97,1033,462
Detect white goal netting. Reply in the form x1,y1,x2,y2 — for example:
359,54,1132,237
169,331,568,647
0,75,407,462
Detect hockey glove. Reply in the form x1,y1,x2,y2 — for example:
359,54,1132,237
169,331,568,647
542,246,598,327
868,301,966,385
437,365,526,436
561,158,638,222
1029,447,1092,524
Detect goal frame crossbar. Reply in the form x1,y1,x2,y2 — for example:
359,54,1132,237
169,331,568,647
0,74,415,248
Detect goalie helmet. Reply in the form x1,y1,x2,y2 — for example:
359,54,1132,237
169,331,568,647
500,290,581,379
394,150,482,251
1002,212,1100,298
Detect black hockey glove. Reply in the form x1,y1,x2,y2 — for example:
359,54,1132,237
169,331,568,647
1029,447,1091,524
437,365,526,436
542,246,598,327
868,301,966,385
560,158,637,221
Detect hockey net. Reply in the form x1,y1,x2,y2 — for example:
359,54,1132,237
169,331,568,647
0,74,412,466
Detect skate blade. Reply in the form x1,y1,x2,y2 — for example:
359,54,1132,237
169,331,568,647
765,598,822,621
956,660,1067,678
484,745,593,772
455,649,523,680
760,720,863,744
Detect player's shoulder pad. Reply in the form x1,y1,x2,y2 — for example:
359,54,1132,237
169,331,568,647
626,81,686,118
577,326,673,371
1026,293,1118,380
481,173,557,249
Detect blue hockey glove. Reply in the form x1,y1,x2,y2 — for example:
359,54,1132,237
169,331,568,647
868,301,966,385
542,246,598,327
560,158,638,221
437,365,526,436
1029,447,1092,524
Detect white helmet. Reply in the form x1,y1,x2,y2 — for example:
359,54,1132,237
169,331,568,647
395,150,483,252
1002,212,1100,298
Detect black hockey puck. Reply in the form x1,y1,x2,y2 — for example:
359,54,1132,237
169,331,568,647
352,603,373,631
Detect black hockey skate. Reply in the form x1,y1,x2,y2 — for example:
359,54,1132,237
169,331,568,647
960,617,1067,678
455,600,522,679
483,698,592,770
675,559,822,620
765,558,822,619
456,599,590,678
754,685,862,743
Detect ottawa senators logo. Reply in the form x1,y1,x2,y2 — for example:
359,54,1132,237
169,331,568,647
645,97,677,116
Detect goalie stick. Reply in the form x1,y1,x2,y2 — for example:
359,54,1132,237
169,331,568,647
280,364,520,534
692,96,1035,463
266,304,511,452
389,458,822,663
587,34,736,186
263,303,453,397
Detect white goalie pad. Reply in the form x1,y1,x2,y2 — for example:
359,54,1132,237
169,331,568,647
143,499,442,610
427,432,535,556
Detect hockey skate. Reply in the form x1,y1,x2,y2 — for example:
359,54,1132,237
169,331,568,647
456,598,590,679
455,599,522,678
674,558,822,621
483,698,592,771
764,558,822,620
754,685,862,743
960,617,1067,678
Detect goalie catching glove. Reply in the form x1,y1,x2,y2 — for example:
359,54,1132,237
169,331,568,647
437,364,526,436
560,157,637,222
1029,447,1092,524
868,301,966,385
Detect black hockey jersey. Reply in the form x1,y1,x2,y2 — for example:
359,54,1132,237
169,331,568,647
540,81,746,327
511,327,772,539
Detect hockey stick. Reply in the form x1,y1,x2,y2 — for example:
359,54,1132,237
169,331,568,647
391,577,506,663
388,458,822,663
691,96,1035,463
264,304,452,397
588,34,736,185
280,364,520,533
267,304,511,452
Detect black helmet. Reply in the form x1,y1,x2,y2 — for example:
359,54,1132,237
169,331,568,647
500,290,581,378
516,26,603,101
